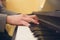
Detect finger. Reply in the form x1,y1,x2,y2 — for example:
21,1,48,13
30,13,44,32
30,19,39,24
29,15,39,24
22,16,39,24
22,17,39,24
29,15,39,20
22,17,33,22
22,15,38,22
20,20,30,26
21,15,39,24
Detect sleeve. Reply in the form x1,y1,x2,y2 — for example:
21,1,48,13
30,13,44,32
0,13,7,32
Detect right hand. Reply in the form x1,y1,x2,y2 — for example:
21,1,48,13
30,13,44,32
7,14,39,26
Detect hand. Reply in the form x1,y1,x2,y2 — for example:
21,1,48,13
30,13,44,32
7,14,39,26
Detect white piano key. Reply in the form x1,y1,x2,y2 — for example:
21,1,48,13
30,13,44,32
15,26,37,40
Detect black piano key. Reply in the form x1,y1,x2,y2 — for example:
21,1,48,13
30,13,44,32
29,26,41,32
38,36,56,40
33,31,43,37
33,30,56,37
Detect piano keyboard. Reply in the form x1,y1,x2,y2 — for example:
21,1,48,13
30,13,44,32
14,23,60,40
15,26,37,40
14,15,60,40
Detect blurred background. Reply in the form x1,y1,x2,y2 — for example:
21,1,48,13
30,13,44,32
5,0,60,14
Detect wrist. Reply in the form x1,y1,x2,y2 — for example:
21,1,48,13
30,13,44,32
7,16,11,24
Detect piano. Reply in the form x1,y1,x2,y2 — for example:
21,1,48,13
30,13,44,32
12,11,60,40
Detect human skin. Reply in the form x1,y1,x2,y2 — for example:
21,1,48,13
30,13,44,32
7,14,39,26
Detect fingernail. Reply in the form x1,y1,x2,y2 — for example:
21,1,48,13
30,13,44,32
37,23,39,24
